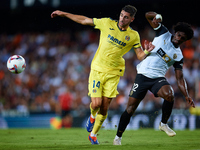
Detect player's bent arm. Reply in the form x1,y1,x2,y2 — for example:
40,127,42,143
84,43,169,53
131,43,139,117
51,10,94,26
175,69,195,107
134,47,149,61
145,11,162,29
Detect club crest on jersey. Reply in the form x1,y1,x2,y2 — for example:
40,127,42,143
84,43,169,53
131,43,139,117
173,54,177,59
93,89,97,93
125,35,130,41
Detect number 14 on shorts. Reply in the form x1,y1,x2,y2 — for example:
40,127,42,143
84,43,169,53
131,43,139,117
93,80,100,88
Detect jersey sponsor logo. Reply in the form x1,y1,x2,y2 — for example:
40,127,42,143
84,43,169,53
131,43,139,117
107,34,126,47
109,28,114,30
157,48,171,63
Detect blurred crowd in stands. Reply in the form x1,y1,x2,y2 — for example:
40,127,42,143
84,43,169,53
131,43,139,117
0,24,200,118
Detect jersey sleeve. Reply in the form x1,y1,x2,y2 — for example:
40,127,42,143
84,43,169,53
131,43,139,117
154,24,168,37
93,18,109,30
173,58,183,70
132,32,141,49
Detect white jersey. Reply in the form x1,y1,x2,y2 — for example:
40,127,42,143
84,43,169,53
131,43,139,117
137,24,183,79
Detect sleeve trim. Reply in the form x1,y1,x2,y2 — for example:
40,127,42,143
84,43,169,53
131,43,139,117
154,23,162,30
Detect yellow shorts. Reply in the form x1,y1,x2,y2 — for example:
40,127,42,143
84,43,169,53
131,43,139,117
88,70,120,98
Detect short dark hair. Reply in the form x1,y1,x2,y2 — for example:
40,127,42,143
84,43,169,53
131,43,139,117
173,22,194,40
122,5,137,17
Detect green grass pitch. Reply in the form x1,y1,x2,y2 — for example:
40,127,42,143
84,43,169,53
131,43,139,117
0,128,200,150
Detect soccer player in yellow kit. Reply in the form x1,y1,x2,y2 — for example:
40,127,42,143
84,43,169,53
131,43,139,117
51,5,155,144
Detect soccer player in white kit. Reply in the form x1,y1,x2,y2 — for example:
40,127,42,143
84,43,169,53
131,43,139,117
113,11,195,145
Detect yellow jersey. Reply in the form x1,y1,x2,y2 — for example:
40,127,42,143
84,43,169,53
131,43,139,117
92,17,141,76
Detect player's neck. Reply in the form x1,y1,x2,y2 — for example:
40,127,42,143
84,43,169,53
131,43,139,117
118,23,128,31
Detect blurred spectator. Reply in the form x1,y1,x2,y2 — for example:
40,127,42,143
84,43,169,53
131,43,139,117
56,88,73,128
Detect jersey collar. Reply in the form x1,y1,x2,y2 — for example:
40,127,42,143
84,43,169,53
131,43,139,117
117,22,127,31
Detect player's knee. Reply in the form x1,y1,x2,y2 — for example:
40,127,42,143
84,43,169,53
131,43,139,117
94,102,102,109
164,91,174,102
158,86,174,102
91,100,102,109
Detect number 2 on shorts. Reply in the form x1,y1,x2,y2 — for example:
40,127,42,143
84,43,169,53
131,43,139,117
132,83,138,92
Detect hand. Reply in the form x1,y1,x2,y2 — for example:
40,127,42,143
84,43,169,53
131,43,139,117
185,96,195,108
51,10,65,18
144,40,155,52
152,14,162,25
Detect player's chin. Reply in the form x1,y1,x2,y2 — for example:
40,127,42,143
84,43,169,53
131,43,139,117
118,24,122,28
172,41,179,47
119,21,124,26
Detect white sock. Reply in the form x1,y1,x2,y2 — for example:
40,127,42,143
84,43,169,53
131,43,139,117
161,122,166,126
91,114,97,119
115,135,122,140
90,132,97,137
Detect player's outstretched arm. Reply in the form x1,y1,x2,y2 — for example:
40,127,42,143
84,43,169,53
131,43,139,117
145,11,162,29
51,10,94,26
175,69,195,108
134,40,155,61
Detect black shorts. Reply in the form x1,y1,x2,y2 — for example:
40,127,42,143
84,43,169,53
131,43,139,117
129,74,170,100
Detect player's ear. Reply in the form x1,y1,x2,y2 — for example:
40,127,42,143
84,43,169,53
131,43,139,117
131,17,135,22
